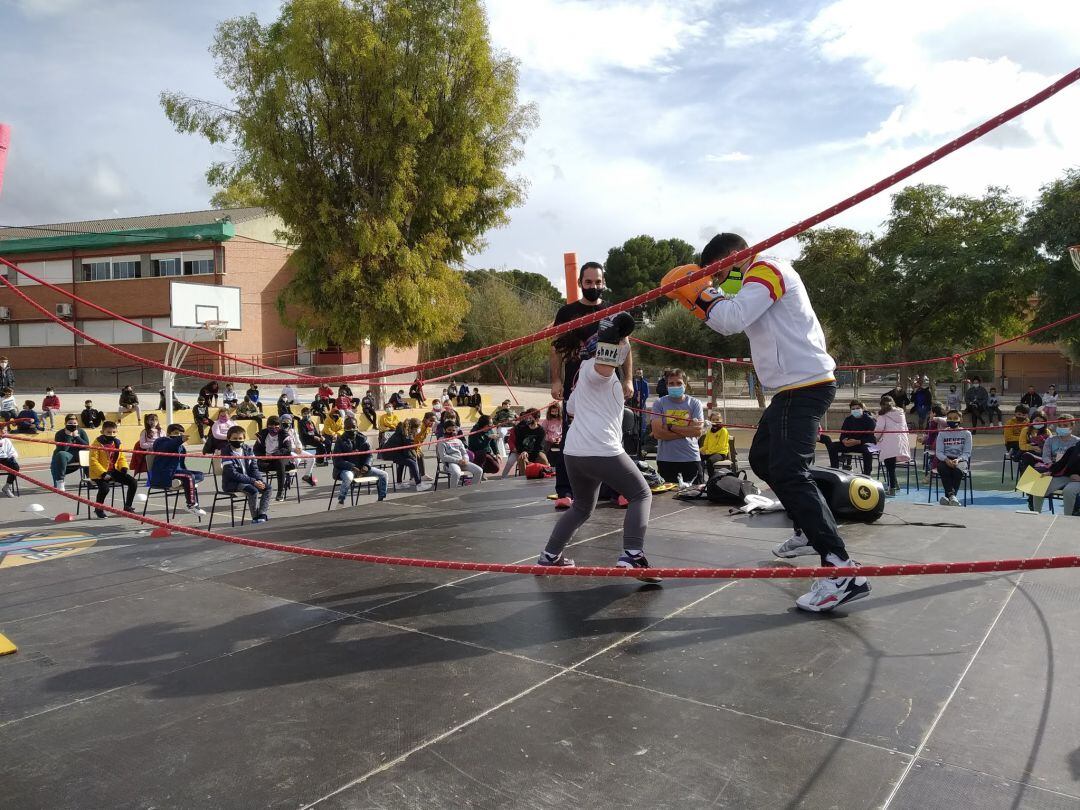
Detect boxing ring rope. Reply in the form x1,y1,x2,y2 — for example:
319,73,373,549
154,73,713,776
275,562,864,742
5,464,1075,579
2,66,1078,386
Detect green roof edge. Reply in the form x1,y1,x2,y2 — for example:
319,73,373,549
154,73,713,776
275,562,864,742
0,222,236,255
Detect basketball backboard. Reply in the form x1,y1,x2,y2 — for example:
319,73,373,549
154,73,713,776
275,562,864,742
169,281,241,331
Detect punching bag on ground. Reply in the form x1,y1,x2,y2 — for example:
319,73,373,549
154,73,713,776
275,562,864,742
809,465,885,523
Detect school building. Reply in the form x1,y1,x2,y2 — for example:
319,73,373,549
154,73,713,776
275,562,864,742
0,207,418,389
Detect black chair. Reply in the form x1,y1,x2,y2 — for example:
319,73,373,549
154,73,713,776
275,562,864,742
325,468,379,510
1001,450,1017,484
207,458,250,530
76,449,123,519
927,458,973,506
874,454,920,493
141,455,184,522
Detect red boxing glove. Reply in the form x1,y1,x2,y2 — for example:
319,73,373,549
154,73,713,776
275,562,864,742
661,265,723,320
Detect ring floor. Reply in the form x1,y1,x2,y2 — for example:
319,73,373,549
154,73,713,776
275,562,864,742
1,480,1077,809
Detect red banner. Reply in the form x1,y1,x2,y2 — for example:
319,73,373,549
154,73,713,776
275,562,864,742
0,123,9,197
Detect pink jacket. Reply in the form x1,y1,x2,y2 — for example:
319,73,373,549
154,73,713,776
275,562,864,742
874,408,910,462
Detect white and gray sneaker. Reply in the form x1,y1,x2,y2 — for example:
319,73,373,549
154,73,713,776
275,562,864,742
773,531,815,559
0,485,12,498
796,569,871,612
416,481,434,493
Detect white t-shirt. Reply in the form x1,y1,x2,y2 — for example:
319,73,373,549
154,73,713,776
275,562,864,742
563,358,626,457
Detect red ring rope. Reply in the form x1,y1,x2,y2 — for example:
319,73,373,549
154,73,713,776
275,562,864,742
6,465,1076,579
3,66,1078,386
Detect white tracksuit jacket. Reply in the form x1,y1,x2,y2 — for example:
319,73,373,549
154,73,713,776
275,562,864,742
705,255,836,391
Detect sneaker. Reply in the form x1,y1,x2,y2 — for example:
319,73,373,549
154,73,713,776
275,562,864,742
554,496,573,510
186,504,206,517
947,496,961,507
773,531,815,559
252,516,268,524
536,551,575,571
302,474,316,487
337,498,347,507
256,513,269,522
796,569,871,612
275,493,287,502
0,486,12,498
55,481,66,492
417,481,434,492
617,551,662,583
939,496,950,506
94,509,107,519
616,495,629,508
885,487,898,497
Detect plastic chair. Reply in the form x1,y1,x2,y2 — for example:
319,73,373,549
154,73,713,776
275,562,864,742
207,457,250,530
325,469,379,510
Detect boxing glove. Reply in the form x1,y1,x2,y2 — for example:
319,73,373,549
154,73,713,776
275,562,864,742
661,264,724,320
595,311,635,367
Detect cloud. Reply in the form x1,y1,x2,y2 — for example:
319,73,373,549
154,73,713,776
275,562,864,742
722,21,793,48
704,152,751,163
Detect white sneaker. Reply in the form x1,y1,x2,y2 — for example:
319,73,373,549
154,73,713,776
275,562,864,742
939,496,950,506
796,569,871,612
186,504,206,517
773,532,815,559
55,481,66,492
0,486,12,498
417,481,434,492
947,496,961,507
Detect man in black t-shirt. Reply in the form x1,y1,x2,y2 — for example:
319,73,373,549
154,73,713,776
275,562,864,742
549,261,631,508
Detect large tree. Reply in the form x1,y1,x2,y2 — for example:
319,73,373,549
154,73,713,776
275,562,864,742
162,0,536,386
1024,168,1080,359
795,184,1036,382
604,235,697,313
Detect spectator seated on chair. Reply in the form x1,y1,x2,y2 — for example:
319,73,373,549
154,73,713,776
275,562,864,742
360,391,377,428
0,430,20,498
513,409,549,476
921,403,947,481
986,387,1003,426
220,425,272,524
829,399,876,475
235,396,264,431
1003,405,1028,462
456,383,470,407
910,377,934,427
335,387,356,419
209,409,238,453
89,421,138,518
935,409,971,507
50,415,89,491
276,393,295,418
874,395,911,497
281,414,317,487
118,385,141,422
700,411,731,477
253,415,298,502
15,400,40,434
467,415,502,475
80,399,105,430
416,412,437,479
42,388,60,429
298,407,331,464
1020,386,1043,418
148,424,206,516
1030,443,1080,516
467,387,483,413
192,397,212,441
1041,414,1077,469
388,390,408,410
322,408,345,444
245,384,264,413
438,423,484,487
377,406,400,432
133,413,164,476
381,418,432,490
1018,412,1052,478
279,384,297,408
331,416,388,505
964,376,989,428
0,388,18,422
437,404,461,435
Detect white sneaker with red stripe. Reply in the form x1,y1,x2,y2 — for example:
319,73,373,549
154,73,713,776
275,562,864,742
795,568,870,612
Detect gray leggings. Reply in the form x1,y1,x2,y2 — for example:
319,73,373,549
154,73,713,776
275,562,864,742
544,452,652,556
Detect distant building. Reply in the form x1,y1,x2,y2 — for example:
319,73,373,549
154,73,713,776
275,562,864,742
0,207,417,388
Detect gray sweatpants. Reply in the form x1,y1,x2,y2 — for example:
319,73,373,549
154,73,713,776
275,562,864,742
544,452,652,556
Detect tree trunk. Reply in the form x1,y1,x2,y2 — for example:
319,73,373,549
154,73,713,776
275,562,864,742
368,339,385,408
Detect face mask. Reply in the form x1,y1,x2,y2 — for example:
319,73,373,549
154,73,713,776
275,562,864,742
169,434,184,440
581,287,602,303
100,435,118,445
850,409,863,418
269,426,280,435
229,440,243,448
1032,423,1044,431
344,429,356,436
65,424,77,431
1056,427,1071,436
946,420,960,429
950,388,956,393
710,424,722,432
218,414,229,422
667,385,685,398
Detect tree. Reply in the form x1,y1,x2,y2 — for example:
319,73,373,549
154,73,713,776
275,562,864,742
604,235,697,313
429,270,556,385
210,177,264,209
468,267,563,306
1024,168,1080,360
633,302,750,393
162,0,536,389
795,184,1036,383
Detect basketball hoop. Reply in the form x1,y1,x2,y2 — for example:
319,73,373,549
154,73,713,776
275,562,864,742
1069,244,1080,272
201,320,229,341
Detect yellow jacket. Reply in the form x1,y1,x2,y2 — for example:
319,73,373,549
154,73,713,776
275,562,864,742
89,440,129,479
1003,417,1027,444
378,412,400,431
700,427,731,457
321,414,344,438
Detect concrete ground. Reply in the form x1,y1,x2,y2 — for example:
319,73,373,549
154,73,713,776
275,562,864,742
1,437,1077,808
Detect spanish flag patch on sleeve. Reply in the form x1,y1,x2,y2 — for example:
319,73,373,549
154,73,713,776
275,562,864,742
743,262,786,302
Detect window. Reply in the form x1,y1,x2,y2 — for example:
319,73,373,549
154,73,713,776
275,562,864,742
82,261,110,281
112,260,141,280
152,257,181,277
183,258,214,276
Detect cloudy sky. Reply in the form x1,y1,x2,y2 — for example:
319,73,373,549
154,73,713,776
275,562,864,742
1,0,1078,294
